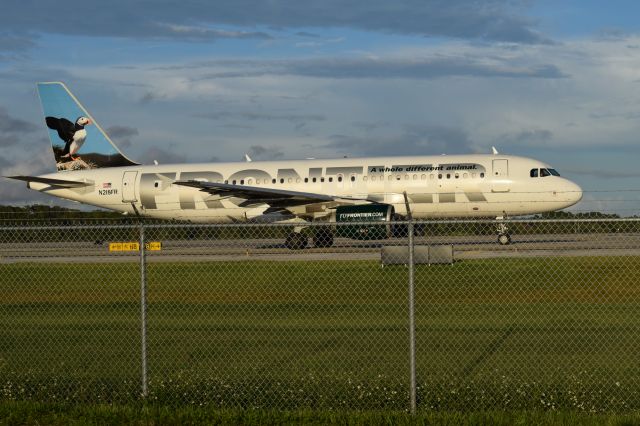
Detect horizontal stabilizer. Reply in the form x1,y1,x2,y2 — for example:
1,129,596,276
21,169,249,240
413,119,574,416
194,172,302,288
6,175,94,188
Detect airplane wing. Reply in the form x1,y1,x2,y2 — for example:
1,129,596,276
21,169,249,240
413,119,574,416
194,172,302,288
173,180,371,208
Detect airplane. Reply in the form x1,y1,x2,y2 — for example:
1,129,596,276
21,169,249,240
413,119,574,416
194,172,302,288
6,82,583,248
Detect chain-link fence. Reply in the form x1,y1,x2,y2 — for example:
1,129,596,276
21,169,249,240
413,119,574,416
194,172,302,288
1,218,640,412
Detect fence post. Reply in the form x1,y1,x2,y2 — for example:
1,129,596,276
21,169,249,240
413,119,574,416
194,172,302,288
408,220,417,414
140,223,148,398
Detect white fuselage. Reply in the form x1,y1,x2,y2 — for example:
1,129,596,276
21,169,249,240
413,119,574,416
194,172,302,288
28,154,583,223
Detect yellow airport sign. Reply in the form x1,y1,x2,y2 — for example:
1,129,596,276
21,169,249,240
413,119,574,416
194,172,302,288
109,242,162,252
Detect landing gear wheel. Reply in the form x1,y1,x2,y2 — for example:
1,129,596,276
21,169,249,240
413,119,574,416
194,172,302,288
313,228,334,248
498,233,511,245
285,232,308,250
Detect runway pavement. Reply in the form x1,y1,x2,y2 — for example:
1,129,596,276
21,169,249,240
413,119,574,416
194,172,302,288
1,232,640,263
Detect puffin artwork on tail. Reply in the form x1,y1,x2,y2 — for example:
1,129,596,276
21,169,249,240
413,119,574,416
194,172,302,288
45,116,92,162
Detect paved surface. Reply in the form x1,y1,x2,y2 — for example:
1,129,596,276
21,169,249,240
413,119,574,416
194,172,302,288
1,232,640,263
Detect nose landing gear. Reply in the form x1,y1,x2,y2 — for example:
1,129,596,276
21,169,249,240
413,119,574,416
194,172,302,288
496,216,512,245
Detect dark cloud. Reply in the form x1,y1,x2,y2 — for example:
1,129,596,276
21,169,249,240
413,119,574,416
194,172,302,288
0,32,37,52
0,0,548,44
139,91,166,104
0,107,38,134
141,146,187,164
324,125,475,156
105,125,139,149
0,106,38,147
247,145,284,160
196,57,567,80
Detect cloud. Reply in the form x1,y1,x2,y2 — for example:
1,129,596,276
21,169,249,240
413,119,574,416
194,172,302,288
154,23,272,41
141,146,186,164
0,106,38,147
0,0,549,44
105,125,139,149
564,168,640,179
247,145,284,160
0,107,38,134
0,32,37,52
139,91,166,104
496,129,554,148
196,110,325,133
196,57,568,80
324,125,475,157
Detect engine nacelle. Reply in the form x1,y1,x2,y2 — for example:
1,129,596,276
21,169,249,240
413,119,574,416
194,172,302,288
335,204,395,240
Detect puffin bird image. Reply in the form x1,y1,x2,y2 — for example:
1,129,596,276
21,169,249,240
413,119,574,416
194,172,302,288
45,116,92,161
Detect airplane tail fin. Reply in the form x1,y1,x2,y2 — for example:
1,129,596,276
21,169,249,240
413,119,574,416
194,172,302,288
37,82,139,172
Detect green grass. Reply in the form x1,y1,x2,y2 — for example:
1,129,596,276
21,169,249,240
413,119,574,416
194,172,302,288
2,257,640,412
3,402,640,425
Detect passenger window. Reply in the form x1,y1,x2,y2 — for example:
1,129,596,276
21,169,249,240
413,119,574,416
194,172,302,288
396,175,401,180
530,169,539,178
154,182,159,188
371,176,375,181
388,175,393,181
480,173,485,178
438,174,442,179
363,176,368,181
232,180,237,185
413,174,418,180
329,177,333,182
446,174,451,179
471,173,476,178
272,179,276,184
338,176,343,182
304,177,308,183
455,173,459,179
312,177,316,183
421,174,426,180
240,180,244,185
296,178,301,183
248,179,253,184
351,175,356,182
321,177,325,182
541,168,551,177
280,178,284,184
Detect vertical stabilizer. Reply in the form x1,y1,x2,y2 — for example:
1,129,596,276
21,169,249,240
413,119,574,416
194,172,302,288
37,82,139,171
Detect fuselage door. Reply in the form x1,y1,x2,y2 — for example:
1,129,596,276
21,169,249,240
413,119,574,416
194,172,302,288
122,171,138,202
491,159,510,192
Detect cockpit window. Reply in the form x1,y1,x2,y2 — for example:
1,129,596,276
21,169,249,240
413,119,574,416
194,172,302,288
530,168,539,178
548,168,560,176
540,168,551,177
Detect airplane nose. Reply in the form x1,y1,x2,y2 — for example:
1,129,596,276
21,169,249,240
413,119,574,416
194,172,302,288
564,179,583,206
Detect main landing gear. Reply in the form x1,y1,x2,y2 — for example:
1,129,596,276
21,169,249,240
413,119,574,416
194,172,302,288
285,226,335,250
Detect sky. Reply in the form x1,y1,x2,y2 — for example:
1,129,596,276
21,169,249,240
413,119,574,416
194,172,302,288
0,0,639,215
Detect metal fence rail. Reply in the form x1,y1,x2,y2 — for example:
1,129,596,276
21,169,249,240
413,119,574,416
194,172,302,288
1,218,640,412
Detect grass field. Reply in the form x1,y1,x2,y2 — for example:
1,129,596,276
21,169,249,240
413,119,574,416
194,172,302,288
2,256,640,412
4,402,640,426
